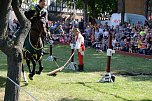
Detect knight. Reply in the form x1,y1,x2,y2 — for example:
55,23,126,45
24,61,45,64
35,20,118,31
24,0,48,26
24,0,50,54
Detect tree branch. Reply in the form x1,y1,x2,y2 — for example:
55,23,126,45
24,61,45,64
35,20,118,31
11,0,31,47
0,0,12,54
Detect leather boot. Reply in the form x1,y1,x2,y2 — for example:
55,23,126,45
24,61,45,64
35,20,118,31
78,64,84,72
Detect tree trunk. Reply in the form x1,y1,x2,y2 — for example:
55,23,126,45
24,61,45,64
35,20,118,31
4,47,22,101
0,0,31,100
83,0,88,28
4,0,31,99
121,0,125,24
91,1,96,18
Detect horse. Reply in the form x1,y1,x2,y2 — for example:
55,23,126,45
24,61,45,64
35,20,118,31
22,17,49,84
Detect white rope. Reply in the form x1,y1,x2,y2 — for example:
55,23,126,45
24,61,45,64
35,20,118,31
63,50,76,67
7,77,39,101
54,60,60,68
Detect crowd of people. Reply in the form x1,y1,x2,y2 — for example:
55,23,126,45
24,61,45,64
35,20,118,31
47,21,152,55
8,17,152,56
7,0,152,56
6,0,151,74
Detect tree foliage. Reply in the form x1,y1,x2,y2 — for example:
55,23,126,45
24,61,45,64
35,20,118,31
88,0,117,18
65,0,117,18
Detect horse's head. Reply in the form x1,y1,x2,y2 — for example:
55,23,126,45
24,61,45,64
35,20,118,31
32,17,49,37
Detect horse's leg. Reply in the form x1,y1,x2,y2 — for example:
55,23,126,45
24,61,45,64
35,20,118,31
31,58,37,75
22,64,28,85
36,57,43,75
26,59,33,80
26,59,32,74
28,58,36,80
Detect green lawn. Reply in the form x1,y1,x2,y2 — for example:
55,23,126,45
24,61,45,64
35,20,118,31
0,44,152,101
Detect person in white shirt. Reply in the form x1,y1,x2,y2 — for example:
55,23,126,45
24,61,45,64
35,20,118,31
73,28,85,71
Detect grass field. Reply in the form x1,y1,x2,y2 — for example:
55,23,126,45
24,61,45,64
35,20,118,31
0,44,152,101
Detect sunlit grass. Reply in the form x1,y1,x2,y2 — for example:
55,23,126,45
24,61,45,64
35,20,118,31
0,44,152,101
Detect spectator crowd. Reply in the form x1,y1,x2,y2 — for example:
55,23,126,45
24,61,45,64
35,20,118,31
47,20,152,55
8,18,152,55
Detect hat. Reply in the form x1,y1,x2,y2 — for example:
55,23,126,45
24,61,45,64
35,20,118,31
72,28,80,33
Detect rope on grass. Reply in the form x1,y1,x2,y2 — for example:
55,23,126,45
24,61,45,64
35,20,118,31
54,60,60,68
7,77,39,101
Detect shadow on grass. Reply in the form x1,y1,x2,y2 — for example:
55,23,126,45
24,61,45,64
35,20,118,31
0,76,6,88
114,70,152,81
125,99,152,101
60,98,93,101
60,97,152,101
61,81,152,101
43,68,152,82
61,98,152,101
61,81,99,85
61,81,130,101
129,75,152,82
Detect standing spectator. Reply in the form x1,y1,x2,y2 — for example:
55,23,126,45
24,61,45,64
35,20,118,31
73,28,85,72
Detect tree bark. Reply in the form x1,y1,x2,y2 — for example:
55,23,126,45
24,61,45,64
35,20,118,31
0,0,11,42
91,1,96,18
121,0,125,24
4,47,22,101
0,0,31,100
83,0,88,28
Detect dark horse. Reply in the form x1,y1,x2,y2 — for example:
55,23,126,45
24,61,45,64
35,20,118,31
22,17,49,84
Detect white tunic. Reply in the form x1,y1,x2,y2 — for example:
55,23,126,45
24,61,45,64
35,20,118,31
75,33,84,49
75,33,85,55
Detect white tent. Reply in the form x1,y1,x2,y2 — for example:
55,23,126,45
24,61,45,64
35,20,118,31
109,13,147,27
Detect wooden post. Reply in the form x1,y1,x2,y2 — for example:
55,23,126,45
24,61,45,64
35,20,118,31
99,31,115,82
50,44,52,56
106,32,112,72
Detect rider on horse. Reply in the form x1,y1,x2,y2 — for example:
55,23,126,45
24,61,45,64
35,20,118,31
24,0,48,26
24,0,49,54
22,0,49,81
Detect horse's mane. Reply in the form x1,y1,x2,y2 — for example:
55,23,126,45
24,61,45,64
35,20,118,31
31,17,46,33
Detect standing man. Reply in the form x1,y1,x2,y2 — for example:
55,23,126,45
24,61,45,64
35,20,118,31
73,28,85,71
24,0,49,54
